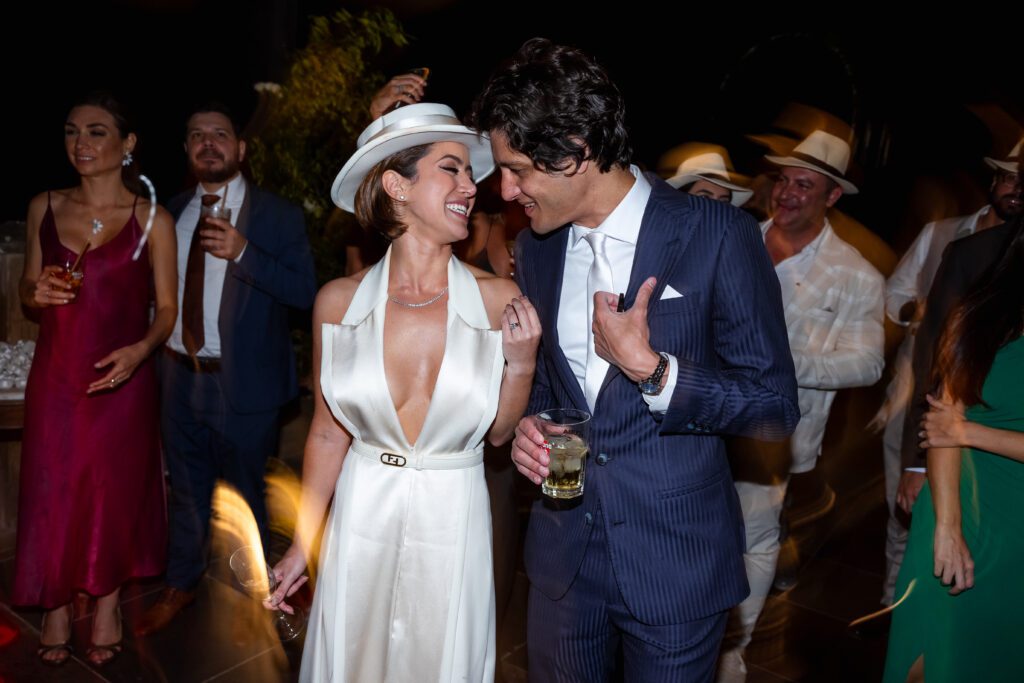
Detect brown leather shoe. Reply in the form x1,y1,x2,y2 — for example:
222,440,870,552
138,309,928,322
134,587,196,636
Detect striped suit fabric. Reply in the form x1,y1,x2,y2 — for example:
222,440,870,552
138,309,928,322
516,178,800,679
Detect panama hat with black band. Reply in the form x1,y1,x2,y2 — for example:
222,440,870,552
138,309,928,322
764,130,859,195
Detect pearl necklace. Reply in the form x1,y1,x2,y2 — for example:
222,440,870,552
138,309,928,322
389,287,448,308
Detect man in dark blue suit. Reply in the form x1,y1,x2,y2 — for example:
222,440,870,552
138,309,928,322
136,103,316,635
471,39,799,680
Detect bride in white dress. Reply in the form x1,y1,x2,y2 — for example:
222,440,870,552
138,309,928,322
266,103,540,682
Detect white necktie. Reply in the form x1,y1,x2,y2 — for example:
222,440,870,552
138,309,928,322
583,231,613,411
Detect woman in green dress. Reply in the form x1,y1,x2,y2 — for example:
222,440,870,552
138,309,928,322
883,215,1024,683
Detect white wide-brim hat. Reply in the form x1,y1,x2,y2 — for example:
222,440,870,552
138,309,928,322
331,103,495,212
666,152,754,207
984,138,1022,174
765,129,859,195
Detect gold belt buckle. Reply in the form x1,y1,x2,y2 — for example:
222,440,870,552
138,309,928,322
380,452,406,467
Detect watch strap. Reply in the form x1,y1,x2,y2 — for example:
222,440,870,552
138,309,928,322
638,352,669,395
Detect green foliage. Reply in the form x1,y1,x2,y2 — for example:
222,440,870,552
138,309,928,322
246,7,407,382
247,7,407,284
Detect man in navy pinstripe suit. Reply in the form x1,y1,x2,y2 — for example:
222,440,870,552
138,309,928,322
470,39,800,681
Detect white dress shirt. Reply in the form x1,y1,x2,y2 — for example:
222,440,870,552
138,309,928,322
168,174,247,358
557,167,678,413
884,205,989,325
881,205,989,473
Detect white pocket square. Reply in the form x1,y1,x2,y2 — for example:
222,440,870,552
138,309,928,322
660,285,683,300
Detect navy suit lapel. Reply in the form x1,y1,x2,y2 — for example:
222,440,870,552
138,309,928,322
534,228,588,412
597,185,693,396
625,185,693,306
232,183,253,239
218,182,255,341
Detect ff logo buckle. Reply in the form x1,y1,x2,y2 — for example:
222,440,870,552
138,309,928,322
381,453,407,467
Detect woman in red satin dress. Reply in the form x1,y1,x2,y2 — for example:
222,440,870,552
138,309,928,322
12,92,177,666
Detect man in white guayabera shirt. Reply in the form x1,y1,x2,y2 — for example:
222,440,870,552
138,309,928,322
719,130,884,682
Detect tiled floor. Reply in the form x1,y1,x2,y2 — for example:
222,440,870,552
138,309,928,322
0,388,893,682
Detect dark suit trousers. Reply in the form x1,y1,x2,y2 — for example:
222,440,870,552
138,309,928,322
527,504,728,682
161,355,279,590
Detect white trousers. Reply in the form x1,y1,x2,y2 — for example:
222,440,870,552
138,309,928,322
731,478,790,650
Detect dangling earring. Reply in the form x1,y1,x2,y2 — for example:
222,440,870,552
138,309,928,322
122,151,134,167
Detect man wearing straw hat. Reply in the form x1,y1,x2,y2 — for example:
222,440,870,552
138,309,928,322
666,148,754,207
873,138,1024,609
472,38,800,681
136,102,316,636
719,130,885,680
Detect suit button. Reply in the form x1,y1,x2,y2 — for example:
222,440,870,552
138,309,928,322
585,512,593,524
596,453,609,465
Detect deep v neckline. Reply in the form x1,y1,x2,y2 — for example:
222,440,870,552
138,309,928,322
334,246,498,453
378,257,454,451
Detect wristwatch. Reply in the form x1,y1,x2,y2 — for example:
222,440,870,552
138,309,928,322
638,352,669,396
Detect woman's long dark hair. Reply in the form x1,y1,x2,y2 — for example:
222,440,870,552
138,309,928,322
70,90,143,196
934,213,1024,406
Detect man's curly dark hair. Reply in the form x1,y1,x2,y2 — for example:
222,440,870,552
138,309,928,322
469,38,632,174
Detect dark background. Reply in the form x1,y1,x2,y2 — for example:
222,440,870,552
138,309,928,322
2,0,1021,249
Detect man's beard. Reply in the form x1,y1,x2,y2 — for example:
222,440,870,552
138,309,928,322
990,188,1023,222
193,158,239,184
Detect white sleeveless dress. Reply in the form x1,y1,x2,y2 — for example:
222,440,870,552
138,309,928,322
300,247,503,682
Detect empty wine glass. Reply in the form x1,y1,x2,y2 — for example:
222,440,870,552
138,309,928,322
229,545,304,642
